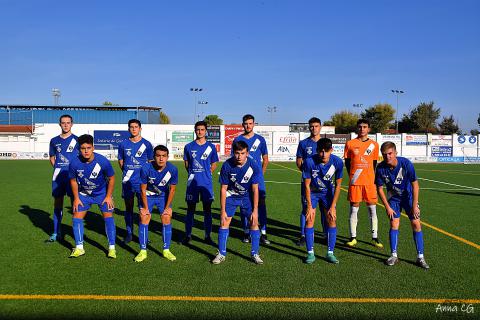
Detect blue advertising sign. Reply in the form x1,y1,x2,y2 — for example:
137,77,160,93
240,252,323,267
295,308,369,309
431,146,453,157
94,130,130,149
437,157,464,163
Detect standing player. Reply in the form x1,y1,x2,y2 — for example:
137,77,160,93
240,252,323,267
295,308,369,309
344,119,383,248
117,119,153,243
376,142,429,269
182,121,219,245
212,141,263,265
134,145,178,262
232,114,270,245
295,117,322,246
303,138,343,264
46,114,78,243
68,134,117,258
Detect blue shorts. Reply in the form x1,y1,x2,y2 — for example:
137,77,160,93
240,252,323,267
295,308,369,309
52,170,72,198
225,197,252,218
302,192,333,214
389,199,418,220
186,182,214,203
138,196,168,214
76,193,114,213
122,181,141,199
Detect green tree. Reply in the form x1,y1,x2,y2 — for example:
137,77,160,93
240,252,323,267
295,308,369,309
438,115,460,134
398,113,417,133
324,111,359,134
360,103,395,133
160,111,170,124
411,101,440,133
470,129,480,136
203,114,224,125
102,101,119,106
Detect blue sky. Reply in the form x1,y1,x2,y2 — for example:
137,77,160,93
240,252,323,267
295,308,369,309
1,0,479,131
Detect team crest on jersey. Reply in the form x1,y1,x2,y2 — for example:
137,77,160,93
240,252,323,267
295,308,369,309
230,174,237,182
56,146,62,153
148,177,156,185
126,149,132,157
191,150,197,158
312,170,319,178
353,148,359,155
306,147,313,155
77,170,84,178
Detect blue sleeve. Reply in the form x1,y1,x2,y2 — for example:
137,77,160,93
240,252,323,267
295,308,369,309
375,167,384,186
117,141,124,160
68,161,76,179
49,139,56,157
183,144,189,161
335,158,344,180
296,141,303,158
146,141,154,161
219,162,229,185
140,165,148,185
407,160,417,182
104,158,115,177
211,144,219,163
302,159,312,180
171,166,178,185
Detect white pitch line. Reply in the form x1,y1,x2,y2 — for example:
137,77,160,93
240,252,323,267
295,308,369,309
418,177,480,191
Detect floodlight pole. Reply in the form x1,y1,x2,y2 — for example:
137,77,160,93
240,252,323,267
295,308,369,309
190,88,203,123
391,89,404,133
267,106,277,125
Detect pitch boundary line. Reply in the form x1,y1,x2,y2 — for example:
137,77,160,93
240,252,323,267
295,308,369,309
270,163,480,251
417,177,480,191
0,294,478,304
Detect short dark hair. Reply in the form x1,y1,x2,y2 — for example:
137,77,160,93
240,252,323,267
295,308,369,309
59,114,73,123
128,119,142,127
357,118,370,127
381,141,397,153
154,144,169,155
242,114,255,123
308,117,321,126
317,138,333,152
78,134,94,146
232,140,248,152
195,121,207,130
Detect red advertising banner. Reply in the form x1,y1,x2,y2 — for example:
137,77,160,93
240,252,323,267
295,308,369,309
224,125,244,155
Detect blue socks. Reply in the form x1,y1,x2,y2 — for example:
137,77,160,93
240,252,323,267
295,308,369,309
305,227,314,253
413,230,424,255
124,211,133,235
139,223,148,250
185,210,194,237
250,229,260,255
390,228,399,254
163,223,172,250
72,218,84,246
218,228,229,256
53,208,63,236
104,217,116,246
259,204,267,233
327,227,337,253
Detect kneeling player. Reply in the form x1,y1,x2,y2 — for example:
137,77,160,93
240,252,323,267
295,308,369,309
69,134,117,258
376,141,429,269
303,138,343,264
212,141,263,265
134,145,178,262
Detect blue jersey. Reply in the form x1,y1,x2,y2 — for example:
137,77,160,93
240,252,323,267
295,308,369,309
232,133,268,168
296,137,318,163
69,153,115,197
183,140,219,187
140,162,178,199
219,157,261,199
118,138,154,185
375,157,417,202
49,134,79,170
302,154,344,196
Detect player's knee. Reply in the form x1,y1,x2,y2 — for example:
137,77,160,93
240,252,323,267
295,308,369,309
411,219,421,231
391,218,400,229
161,214,171,224
140,214,151,224
221,217,232,228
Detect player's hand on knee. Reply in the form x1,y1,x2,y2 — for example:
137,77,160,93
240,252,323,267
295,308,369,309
386,207,396,220
163,207,172,217
102,196,114,210
140,207,150,216
411,206,420,220
73,198,83,213
328,207,336,221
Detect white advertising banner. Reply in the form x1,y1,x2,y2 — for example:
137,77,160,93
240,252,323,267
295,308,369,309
272,132,300,157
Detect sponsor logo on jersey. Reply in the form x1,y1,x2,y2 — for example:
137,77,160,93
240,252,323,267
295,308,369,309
394,168,404,184
159,171,172,186
241,166,254,183
67,139,77,152
201,146,212,160
364,143,375,156
324,165,336,181
251,139,261,152
136,144,146,157
89,163,102,179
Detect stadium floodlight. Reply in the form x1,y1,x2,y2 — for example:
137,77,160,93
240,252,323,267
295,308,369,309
267,106,277,125
391,89,405,133
52,88,61,106
190,88,204,123
353,103,363,111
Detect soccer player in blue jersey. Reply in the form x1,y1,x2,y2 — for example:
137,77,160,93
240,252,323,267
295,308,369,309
295,117,322,246
69,134,117,258
117,119,154,243
232,114,270,245
182,121,219,245
134,145,178,262
46,114,78,243
212,141,263,265
376,141,429,269
303,138,343,264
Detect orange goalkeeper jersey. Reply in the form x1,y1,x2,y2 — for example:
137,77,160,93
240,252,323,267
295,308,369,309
344,138,379,186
